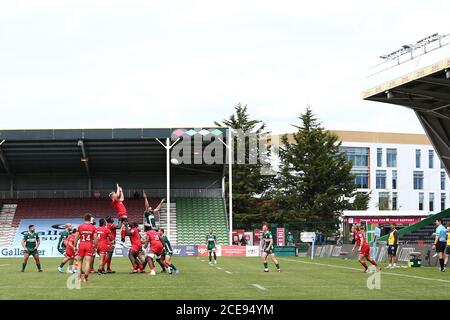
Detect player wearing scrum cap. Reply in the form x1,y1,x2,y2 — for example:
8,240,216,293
57,223,74,273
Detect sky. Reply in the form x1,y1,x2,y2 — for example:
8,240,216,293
0,0,449,134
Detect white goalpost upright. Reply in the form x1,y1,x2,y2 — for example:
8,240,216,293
219,128,233,245
156,137,180,241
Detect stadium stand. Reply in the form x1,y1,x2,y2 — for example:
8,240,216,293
0,203,18,247
10,198,163,227
378,208,450,244
0,128,230,247
176,197,228,245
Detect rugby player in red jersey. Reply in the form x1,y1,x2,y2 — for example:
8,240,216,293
109,184,128,242
351,225,380,273
74,214,98,282
144,225,171,276
58,228,77,273
124,222,144,273
96,218,114,274
104,215,118,273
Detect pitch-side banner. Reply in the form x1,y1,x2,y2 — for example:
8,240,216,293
2,218,128,258
4,218,84,258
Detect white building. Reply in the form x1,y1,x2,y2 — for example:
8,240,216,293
336,130,448,214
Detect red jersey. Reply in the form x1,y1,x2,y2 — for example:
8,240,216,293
65,233,76,250
96,226,111,245
146,230,163,247
354,230,368,247
112,200,127,218
107,222,117,240
129,227,142,246
78,223,96,244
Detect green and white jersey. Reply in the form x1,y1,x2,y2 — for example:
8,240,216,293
262,231,273,250
162,235,173,254
144,211,156,229
23,231,39,251
206,233,217,249
58,230,70,251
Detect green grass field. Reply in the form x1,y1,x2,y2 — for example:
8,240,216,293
0,256,449,300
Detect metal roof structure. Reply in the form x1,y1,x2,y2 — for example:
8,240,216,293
362,33,450,174
0,128,228,176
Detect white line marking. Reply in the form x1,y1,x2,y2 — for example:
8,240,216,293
281,258,450,284
0,264,10,267
251,284,267,291
225,271,232,274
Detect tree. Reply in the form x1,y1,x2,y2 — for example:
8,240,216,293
215,103,275,224
349,192,371,210
273,107,357,234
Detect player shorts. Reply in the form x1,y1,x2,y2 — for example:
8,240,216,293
207,245,216,252
118,215,128,223
58,247,66,255
387,245,398,256
77,244,94,257
263,248,274,255
65,248,75,259
97,243,111,255
130,244,142,254
147,245,164,257
25,248,38,256
435,241,447,253
359,245,370,256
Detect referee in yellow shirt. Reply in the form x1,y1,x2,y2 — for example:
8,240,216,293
387,223,399,268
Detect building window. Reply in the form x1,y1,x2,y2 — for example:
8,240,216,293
378,192,390,210
429,192,435,212
413,171,424,190
376,170,386,189
416,149,421,168
392,170,397,190
341,147,369,167
352,169,369,189
429,150,434,169
377,148,383,167
386,148,397,167
419,192,424,211
392,192,398,210
441,193,446,212
441,171,446,190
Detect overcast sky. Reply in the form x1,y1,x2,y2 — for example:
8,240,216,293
0,1,449,134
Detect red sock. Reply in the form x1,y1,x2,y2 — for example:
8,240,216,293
84,273,89,280
360,261,367,268
121,229,126,238
138,264,143,271
150,265,155,270
369,259,377,266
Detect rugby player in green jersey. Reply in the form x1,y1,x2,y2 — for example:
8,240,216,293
262,223,280,272
21,224,42,272
160,228,178,273
57,223,73,273
143,191,165,229
206,230,217,265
